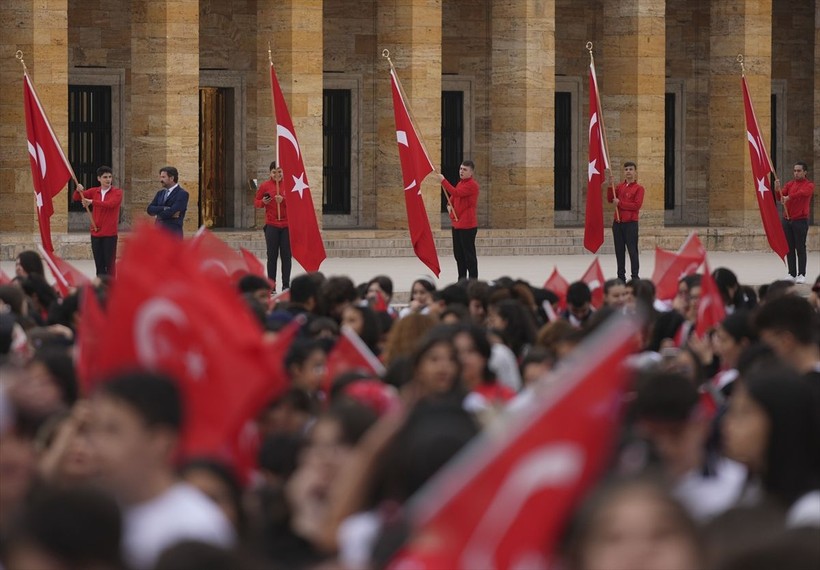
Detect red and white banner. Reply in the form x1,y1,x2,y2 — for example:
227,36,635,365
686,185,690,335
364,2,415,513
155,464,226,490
695,261,726,339
270,65,327,272
584,60,608,254
24,73,74,253
388,67,441,277
580,257,606,309
37,244,91,298
741,76,789,261
543,267,570,312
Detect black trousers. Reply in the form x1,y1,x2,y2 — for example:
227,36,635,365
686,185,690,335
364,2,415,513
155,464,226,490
612,221,639,282
782,218,809,276
452,227,478,280
264,225,292,289
91,235,117,276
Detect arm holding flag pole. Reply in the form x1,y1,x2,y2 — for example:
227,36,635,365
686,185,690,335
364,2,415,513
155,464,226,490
587,42,620,223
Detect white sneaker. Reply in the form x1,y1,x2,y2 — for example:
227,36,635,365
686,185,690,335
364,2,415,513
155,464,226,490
796,275,806,284
785,274,796,282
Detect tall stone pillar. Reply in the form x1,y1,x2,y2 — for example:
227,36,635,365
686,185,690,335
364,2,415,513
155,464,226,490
600,0,666,229
130,0,199,233
489,0,555,229
708,0,772,226
814,0,820,222
264,0,324,229
0,0,68,236
376,0,442,230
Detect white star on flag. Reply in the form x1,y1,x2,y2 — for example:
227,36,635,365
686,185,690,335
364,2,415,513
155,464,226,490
756,177,769,197
185,350,207,380
588,159,599,182
35,192,43,210
397,131,409,147
291,172,310,199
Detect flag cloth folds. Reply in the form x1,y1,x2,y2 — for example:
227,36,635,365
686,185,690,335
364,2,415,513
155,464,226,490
678,231,706,261
88,223,291,458
581,257,606,309
651,247,704,302
695,261,726,339
741,76,789,261
584,60,608,253
270,65,327,272
388,67,441,277
76,285,107,395
392,314,642,569
543,267,570,311
323,326,387,395
187,227,262,285
37,244,91,298
24,72,74,253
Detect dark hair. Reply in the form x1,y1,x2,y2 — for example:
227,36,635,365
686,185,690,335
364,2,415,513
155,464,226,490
754,295,818,345
719,310,757,344
269,161,278,171
647,310,686,352
290,273,321,305
603,278,625,294
258,433,301,480
367,275,394,298
96,165,112,177
21,273,58,312
159,166,179,182
238,274,271,294
410,278,436,295
461,160,475,170
440,304,469,323
743,365,820,508
16,250,45,277
566,282,592,308
793,161,808,172
491,299,537,357
762,279,796,301
154,541,259,570
435,284,469,308
98,371,183,431
284,337,326,372
344,305,381,354
681,273,702,291
623,161,637,169
0,284,25,315
5,486,122,567
28,347,78,406
634,371,699,423
319,276,357,317
322,400,378,446
179,458,245,532
410,328,461,393
454,324,494,383
720,528,820,570
241,292,267,328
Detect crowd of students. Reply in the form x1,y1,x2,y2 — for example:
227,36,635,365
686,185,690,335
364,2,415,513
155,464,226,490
1,248,819,570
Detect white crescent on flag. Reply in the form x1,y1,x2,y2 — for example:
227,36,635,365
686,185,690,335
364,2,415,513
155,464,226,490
27,140,47,179
277,124,301,159
397,130,409,147
135,298,207,380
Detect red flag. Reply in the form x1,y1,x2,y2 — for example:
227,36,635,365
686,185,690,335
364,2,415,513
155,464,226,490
90,223,291,458
695,261,726,339
187,227,257,285
741,76,789,260
580,257,606,309
270,65,327,272
23,73,74,253
323,326,386,394
240,247,267,278
584,61,608,253
76,285,107,395
394,315,642,569
373,289,389,313
37,244,91,298
0,268,11,285
389,67,441,277
543,267,569,311
651,247,703,302
678,231,706,260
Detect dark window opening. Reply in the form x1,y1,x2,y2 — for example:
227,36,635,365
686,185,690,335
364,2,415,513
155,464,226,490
664,92,675,211
322,89,351,215
68,85,112,211
441,91,464,212
554,91,572,211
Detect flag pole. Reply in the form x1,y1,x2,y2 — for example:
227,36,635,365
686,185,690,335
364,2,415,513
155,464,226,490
17,50,98,232
382,49,457,220
738,54,788,220
268,43,282,221
587,43,620,223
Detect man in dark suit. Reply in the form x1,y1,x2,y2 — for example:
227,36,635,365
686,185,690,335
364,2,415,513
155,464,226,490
147,166,188,237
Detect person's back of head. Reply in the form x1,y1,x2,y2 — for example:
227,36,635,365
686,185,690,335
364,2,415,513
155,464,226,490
16,250,45,278
762,279,796,301
754,294,817,346
435,283,469,308
237,274,270,295
154,540,262,570
289,273,320,306
566,282,592,308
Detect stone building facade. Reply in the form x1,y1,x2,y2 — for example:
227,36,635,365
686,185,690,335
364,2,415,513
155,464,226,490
1,0,817,250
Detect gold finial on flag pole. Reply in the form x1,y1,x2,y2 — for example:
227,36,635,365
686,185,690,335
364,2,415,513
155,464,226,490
737,54,745,74
15,50,28,73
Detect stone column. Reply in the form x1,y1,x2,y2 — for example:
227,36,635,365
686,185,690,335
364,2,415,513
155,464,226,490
600,0,666,229
376,0,442,230
0,0,68,237
489,0,555,229
708,0,772,226
130,0,199,233
814,0,820,222
264,0,324,229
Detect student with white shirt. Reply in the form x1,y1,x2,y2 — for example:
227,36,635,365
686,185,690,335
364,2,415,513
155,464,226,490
90,371,234,570
73,166,123,276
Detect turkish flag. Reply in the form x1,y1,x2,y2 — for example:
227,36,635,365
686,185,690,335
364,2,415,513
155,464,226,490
581,257,606,309
0,268,11,285
90,223,291,458
323,326,386,394
695,261,726,339
389,67,441,277
76,285,107,395
37,244,91,298
584,62,608,254
24,73,74,253
741,77,789,261
678,231,706,260
270,65,327,272
392,314,642,569
651,247,704,302
543,267,570,311
373,289,389,313
187,227,258,285
240,247,267,279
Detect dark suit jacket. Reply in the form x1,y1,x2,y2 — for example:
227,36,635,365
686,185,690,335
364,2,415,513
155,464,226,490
147,185,189,237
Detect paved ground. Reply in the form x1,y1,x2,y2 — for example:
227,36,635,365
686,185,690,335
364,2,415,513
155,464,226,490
2,249,814,294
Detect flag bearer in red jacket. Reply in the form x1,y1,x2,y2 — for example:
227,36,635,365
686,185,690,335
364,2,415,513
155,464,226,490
438,160,480,280
73,166,123,277
606,161,645,283
775,161,815,284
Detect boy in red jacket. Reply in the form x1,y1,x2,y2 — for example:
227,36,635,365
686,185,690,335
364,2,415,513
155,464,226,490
606,161,645,282
73,166,123,276
438,160,480,280
775,161,815,283
254,162,290,290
